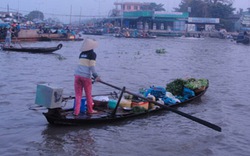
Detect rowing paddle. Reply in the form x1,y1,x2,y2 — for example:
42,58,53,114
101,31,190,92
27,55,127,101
99,80,222,132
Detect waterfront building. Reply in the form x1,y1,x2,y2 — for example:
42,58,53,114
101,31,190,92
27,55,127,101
187,17,220,31
114,2,143,12
235,11,250,31
110,2,221,34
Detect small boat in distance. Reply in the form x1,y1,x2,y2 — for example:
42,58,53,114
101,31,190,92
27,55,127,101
1,43,63,54
236,32,250,45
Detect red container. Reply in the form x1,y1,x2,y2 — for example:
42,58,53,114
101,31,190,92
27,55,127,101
131,101,149,110
93,100,108,109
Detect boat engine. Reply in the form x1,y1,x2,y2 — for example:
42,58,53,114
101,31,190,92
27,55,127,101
35,84,63,108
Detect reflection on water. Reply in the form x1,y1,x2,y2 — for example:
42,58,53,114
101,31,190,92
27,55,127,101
0,37,250,156
40,126,96,156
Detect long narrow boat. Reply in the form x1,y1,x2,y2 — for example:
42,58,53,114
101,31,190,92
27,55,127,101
235,32,250,45
236,36,250,45
2,43,63,53
42,83,209,126
114,33,156,39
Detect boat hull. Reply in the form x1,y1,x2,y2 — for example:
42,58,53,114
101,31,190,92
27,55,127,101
43,86,208,126
2,44,63,53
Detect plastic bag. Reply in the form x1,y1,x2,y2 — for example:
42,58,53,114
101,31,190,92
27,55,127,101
93,96,109,102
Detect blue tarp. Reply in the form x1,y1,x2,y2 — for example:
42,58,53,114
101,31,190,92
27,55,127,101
0,19,9,28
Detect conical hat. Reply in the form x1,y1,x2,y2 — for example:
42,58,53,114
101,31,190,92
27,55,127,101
80,38,98,51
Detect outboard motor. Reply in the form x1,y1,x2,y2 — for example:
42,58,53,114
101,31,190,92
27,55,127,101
35,84,63,109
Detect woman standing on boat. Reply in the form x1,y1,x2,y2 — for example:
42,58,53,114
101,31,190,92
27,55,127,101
4,27,12,48
74,38,101,116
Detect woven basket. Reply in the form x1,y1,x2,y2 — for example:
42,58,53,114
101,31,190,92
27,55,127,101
194,86,206,93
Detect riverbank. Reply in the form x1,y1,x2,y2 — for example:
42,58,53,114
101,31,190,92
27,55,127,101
149,29,239,39
0,29,240,43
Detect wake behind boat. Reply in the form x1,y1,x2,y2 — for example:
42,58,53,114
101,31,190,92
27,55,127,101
1,43,63,53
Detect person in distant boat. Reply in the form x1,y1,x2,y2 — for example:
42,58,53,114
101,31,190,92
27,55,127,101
4,27,12,48
15,23,21,37
74,38,101,116
244,31,248,36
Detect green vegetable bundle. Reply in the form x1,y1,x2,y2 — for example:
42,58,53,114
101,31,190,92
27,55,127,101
166,79,186,96
184,78,208,90
166,78,209,96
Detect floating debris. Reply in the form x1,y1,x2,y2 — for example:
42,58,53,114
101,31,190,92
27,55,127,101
54,54,66,60
156,48,166,54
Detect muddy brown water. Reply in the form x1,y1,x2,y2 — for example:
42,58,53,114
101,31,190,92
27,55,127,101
0,36,249,156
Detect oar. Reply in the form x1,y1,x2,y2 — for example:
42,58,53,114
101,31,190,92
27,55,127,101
99,80,222,132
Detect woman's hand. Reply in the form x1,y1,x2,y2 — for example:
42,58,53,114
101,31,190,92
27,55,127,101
95,76,101,82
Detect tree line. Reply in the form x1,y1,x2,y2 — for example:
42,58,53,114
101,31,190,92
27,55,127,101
144,0,238,31
175,0,236,31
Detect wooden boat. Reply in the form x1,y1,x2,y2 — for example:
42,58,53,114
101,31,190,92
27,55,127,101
236,32,250,45
114,33,156,39
50,38,83,41
236,36,250,45
2,43,63,53
38,36,83,42
125,35,157,39
42,82,209,126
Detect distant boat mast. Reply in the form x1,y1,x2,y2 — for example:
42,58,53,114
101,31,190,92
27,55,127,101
79,7,82,25
69,5,72,26
7,4,9,13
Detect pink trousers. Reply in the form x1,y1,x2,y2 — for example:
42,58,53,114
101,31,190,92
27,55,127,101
74,75,94,115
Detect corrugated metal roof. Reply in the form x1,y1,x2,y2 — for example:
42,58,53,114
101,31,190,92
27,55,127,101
123,11,189,19
154,12,189,18
123,11,153,17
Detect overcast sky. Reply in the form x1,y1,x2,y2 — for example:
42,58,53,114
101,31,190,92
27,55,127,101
0,0,249,23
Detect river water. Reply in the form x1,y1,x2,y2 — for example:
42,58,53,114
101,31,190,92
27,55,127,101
0,36,249,156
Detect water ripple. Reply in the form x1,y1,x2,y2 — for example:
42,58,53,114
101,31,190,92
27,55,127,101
0,37,250,156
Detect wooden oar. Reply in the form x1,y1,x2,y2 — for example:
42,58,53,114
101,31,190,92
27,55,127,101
99,80,222,132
